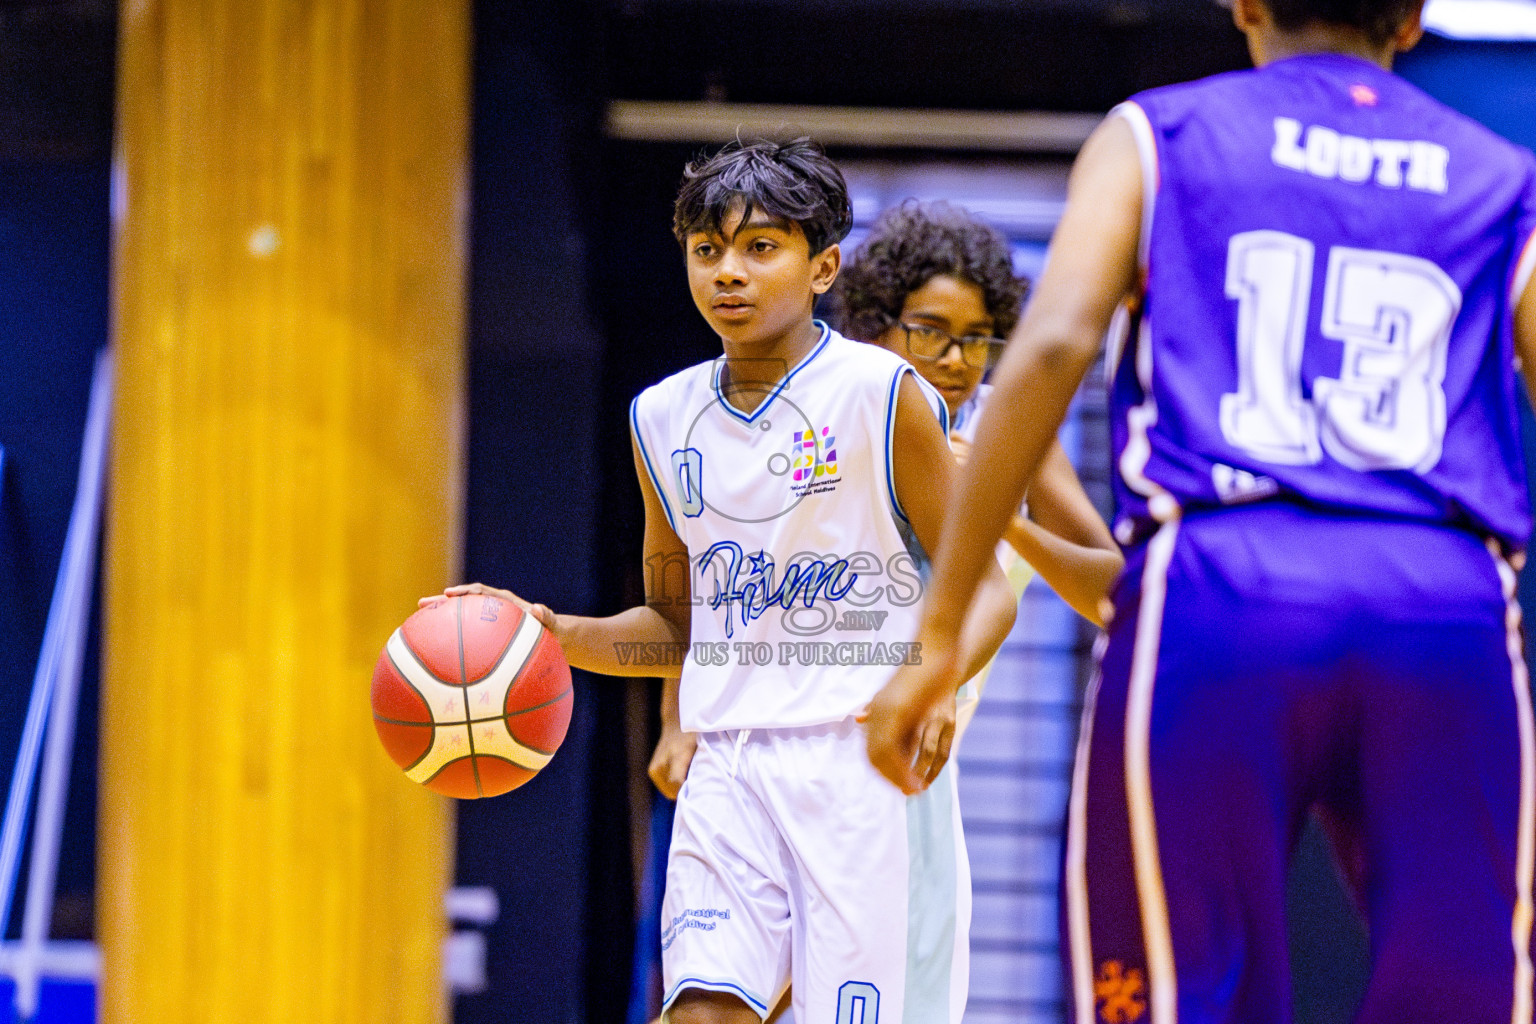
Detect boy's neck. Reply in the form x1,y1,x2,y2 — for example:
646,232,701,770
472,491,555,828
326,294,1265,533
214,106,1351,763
1254,24,1397,69
718,318,824,415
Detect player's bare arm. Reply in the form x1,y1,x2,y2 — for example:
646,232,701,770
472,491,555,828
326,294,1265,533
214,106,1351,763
424,435,691,676
867,372,1016,788
949,431,1122,627
889,375,1017,681
999,439,1123,626
867,114,1142,794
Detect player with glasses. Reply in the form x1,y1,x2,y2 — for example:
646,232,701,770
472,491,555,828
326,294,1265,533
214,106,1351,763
898,322,1007,371
687,198,1125,1024
831,199,1122,632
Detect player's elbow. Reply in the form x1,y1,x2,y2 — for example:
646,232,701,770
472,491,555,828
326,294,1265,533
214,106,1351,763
980,566,1018,647
1036,327,1101,376
995,321,1101,395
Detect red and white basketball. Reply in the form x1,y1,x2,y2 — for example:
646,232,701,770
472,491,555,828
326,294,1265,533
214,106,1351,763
371,593,573,798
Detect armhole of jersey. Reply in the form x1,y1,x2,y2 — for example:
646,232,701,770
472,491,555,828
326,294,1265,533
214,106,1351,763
630,395,678,533
884,365,949,525
1105,300,1135,378
1513,225,1536,310
884,366,910,524
1110,101,1158,273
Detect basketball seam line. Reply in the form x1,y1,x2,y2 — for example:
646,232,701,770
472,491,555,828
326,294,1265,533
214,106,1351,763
395,598,529,690
468,619,563,773
385,638,443,775
371,684,573,728
387,608,553,788
418,753,538,786
456,598,482,797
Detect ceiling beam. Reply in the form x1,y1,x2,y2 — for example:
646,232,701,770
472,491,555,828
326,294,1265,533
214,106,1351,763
606,100,1103,153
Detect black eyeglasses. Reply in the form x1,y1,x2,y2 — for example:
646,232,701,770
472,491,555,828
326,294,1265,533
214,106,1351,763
900,324,1006,369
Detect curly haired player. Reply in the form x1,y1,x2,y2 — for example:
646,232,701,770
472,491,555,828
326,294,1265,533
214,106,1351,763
832,199,1121,632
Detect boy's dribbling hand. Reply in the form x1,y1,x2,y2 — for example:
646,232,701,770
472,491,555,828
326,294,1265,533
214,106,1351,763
419,582,561,636
864,631,963,795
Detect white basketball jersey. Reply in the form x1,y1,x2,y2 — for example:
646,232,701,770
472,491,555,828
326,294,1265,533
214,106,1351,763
630,324,948,733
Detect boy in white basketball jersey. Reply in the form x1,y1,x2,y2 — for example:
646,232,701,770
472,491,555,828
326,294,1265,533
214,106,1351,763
438,138,1017,1024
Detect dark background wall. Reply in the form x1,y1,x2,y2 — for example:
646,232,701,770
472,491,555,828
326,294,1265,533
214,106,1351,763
0,0,114,946
454,4,623,1022
0,159,109,943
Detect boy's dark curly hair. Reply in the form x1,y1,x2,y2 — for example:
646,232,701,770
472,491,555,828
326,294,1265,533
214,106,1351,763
828,201,1027,343
673,137,853,257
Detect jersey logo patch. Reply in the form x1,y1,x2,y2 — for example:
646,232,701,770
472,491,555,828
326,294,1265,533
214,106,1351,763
1094,960,1147,1023
791,425,838,480
790,425,842,498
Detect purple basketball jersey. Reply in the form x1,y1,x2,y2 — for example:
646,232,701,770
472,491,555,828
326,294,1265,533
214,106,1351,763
1110,54,1536,549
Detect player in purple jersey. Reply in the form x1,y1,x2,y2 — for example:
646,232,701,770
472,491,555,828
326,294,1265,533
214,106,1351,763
868,1,1536,1022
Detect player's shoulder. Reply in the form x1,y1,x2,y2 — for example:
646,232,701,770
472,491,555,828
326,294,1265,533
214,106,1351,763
1363,65,1535,169
796,327,924,406
1123,56,1536,197
780,328,949,435
813,326,909,377
1129,57,1525,158
631,356,717,420
1125,63,1252,112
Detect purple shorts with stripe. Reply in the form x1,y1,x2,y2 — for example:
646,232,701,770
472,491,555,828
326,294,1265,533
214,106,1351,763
1066,502,1535,1024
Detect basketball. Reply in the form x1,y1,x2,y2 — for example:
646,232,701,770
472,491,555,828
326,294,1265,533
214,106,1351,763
371,593,573,798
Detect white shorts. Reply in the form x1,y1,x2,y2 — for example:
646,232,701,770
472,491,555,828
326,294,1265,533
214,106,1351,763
660,718,970,1024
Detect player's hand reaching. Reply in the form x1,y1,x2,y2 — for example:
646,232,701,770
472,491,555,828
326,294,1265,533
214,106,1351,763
647,722,698,801
419,582,561,637
864,627,964,794
910,689,956,787
948,433,972,466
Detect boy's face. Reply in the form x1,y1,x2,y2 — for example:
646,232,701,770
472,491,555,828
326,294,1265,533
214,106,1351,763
684,202,840,348
876,273,996,419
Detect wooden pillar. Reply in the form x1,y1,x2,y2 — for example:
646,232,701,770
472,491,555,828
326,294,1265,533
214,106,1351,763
101,2,468,1021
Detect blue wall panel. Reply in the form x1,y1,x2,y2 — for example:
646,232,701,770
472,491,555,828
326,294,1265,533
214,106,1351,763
0,160,110,941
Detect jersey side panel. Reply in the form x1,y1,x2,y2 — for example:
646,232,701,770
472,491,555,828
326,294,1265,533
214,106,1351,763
1511,150,1536,306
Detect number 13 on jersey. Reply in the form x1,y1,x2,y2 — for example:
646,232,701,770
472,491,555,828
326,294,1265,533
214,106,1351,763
1220,230,1462,473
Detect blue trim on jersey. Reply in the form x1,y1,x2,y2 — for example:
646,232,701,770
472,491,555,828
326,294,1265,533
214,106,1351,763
1514,226,1536,306
663,977,770,1015
711,321,831,426
884,365,909,525
883,366,951,526
952,388,985,440
630,396,678,532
